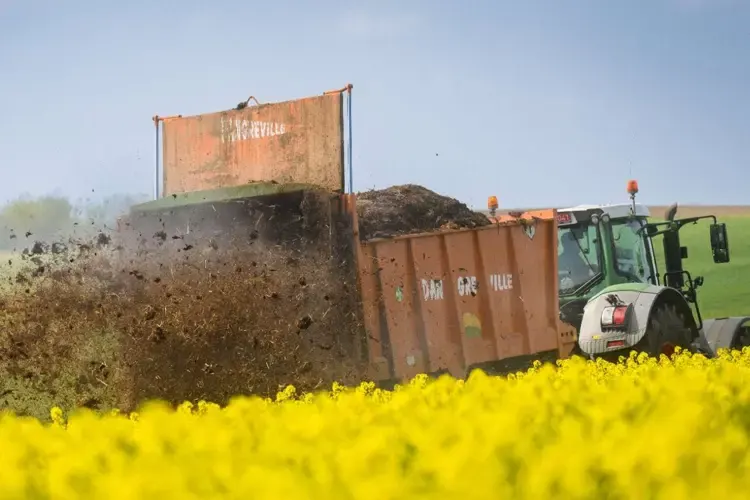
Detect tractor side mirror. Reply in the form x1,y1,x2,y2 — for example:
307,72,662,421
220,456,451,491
710,223,730,264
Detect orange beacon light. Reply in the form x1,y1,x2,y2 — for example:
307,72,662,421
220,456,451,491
487,195,499,216
627,179,639,196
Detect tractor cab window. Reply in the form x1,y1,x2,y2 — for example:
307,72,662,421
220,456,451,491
611,218,652,283
557,223,602,295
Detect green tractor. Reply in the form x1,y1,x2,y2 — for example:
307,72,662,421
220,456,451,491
555,181,749,359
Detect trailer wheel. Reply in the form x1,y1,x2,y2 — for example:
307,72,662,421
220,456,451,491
642,303,695,358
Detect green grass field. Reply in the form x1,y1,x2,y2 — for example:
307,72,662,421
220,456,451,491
652,214,750,319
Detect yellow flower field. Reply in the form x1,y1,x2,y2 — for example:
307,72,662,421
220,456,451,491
3,349,750,499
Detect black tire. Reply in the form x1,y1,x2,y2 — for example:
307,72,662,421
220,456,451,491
641,303,695,358
732,322,750,350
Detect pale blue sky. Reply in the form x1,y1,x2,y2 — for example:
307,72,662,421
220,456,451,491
1,0,748,210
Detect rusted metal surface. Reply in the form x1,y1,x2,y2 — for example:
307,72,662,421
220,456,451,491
343,196,570,381
161,93,345,196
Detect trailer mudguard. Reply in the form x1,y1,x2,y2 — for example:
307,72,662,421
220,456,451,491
577,283,694,356
700,317,750,355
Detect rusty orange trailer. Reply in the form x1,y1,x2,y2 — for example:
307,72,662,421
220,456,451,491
147,87,576,383
341,201,577,381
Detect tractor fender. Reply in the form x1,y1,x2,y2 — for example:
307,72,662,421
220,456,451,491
577,284,696,356
700,317,750,355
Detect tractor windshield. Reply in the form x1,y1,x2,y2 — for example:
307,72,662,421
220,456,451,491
557,222,602,295
611,218,653,284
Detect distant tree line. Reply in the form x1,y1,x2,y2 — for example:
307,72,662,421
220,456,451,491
0,193,150,251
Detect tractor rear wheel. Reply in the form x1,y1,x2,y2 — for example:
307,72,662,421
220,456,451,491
732,322,750,350
639,303,695,358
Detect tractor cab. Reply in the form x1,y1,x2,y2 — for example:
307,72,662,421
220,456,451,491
555,201,657,331
556,203,655,294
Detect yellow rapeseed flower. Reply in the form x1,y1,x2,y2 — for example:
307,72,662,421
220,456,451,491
1,350,750,498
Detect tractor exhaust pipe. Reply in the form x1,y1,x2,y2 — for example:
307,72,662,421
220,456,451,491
665,202,678,222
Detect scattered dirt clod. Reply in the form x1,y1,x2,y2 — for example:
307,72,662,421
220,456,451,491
297,315,313,330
